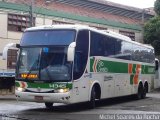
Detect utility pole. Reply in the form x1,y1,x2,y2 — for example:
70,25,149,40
29,0,34,27
141,8,150,43
141,9,145,43
142,9,145,24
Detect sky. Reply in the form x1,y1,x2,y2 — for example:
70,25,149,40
105,0,156,8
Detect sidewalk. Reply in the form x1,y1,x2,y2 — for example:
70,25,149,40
151,88,160,93
0,94,16,100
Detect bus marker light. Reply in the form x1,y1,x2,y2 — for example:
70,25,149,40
21,74,38,79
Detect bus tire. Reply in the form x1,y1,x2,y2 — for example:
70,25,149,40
88,86,96,109
136,83,143,100
45,102,54,109
142,83,148,99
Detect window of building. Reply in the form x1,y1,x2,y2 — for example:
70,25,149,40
119,30,135,41
8,14,35,32
7,49,18,69
89,25,107,30
52,20,73,25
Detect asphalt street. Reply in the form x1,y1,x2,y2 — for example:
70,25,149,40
1,91,160,120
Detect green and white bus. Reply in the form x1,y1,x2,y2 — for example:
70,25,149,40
15,25,155,108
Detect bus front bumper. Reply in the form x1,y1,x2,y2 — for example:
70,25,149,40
15,90,71,104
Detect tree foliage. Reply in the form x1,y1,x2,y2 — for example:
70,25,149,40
144,16,160,55
154,0,160,15
144,0,160,55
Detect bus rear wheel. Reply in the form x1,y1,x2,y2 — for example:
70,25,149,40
45,102,54,109
142,84,147,99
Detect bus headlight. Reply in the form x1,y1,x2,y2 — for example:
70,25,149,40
16,87,25,92
55,88,69,93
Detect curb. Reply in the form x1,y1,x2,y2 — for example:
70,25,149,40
0,95,16,100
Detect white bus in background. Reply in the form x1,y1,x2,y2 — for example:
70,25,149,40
14,25,155,109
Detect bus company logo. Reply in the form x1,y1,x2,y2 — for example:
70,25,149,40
93,58,108,73
19,81,28,88
97,61,108,72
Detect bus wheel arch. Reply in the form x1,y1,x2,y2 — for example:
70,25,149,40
94,83,101,100
88,82,101,108
142,81,148,99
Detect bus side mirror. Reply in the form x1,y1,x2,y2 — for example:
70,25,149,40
16,44,20,48
2,43,19,60
67,42,76,62
155,59,159,71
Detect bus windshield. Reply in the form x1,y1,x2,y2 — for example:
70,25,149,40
17,46,72,82
16,29,76,82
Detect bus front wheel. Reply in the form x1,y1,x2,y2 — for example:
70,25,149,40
136,84,143,99
88,86,96,109
45,102,54,109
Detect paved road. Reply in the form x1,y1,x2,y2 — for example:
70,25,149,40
1,92,160,120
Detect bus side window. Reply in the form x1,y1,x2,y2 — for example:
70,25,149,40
90,32,104,56
104,36,115,57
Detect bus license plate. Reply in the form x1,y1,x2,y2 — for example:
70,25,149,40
34,96,43,101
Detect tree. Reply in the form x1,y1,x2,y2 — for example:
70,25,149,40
154,0,160,15
144,0,160,55
144,16,160,55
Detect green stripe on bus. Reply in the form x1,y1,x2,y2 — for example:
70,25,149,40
15,81,73,89
132,64,136,74
90,57,155,74
90,58,127,73
130,75,134,85
15,81,20,87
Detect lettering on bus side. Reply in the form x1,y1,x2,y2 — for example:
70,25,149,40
104,76,113,81
148,67,154,74
84,73,92,78
97,60,108,72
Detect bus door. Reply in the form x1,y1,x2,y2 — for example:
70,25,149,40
72,30,90,102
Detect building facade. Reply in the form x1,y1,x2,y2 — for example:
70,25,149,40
0,0,154,70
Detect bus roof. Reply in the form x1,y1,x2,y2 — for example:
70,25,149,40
25,24,154,49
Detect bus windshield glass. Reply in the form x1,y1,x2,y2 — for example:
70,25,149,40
21,30,76,46
17,46,72,82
